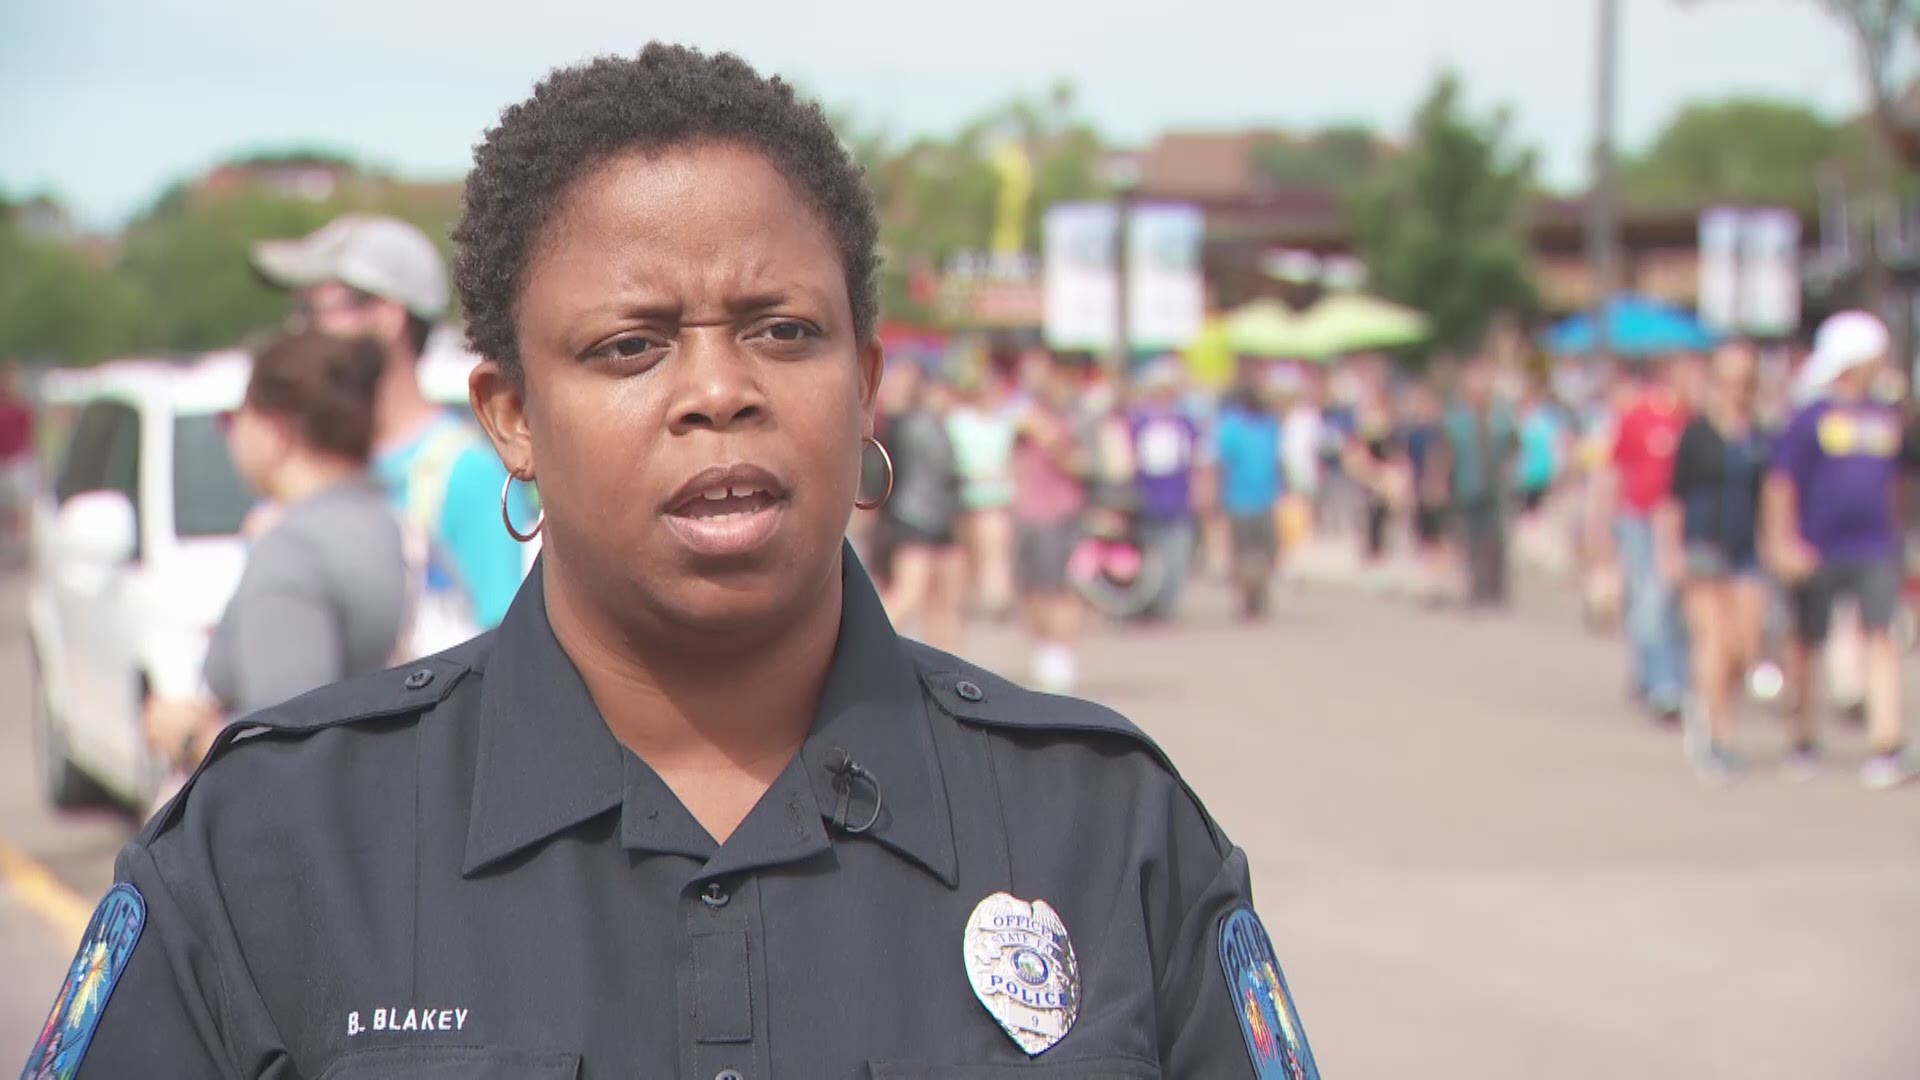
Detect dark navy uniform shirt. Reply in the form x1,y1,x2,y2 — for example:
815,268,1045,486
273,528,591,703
55,551,1315,1079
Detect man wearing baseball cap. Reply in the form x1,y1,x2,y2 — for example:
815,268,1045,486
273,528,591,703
253,214,532,651
1765,310,1914,788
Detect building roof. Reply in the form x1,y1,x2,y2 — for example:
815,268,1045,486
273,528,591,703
1136,131,1266,202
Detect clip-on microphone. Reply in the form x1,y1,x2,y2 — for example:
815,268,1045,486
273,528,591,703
825,747,883,834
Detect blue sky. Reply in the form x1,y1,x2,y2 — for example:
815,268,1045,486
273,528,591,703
0,0,1869,229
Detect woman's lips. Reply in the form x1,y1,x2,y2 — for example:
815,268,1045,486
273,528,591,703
661,462,792,559
664,488,787,558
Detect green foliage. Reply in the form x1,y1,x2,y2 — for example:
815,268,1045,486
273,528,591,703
841,84,1106,324
0,218,155,365
117,194,344,352
1622,98,1874,208
117,177,459,353
1346,73,1537,357
1252,126,1391,189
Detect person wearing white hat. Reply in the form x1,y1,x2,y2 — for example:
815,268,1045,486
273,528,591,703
253,214,533,653
1764,310,1915,789
1127,356,1202,617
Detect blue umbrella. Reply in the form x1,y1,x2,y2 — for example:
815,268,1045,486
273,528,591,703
1544,295,1719,357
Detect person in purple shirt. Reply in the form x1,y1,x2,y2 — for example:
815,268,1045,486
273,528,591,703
1128,360,1201,617
1764,311,1915,789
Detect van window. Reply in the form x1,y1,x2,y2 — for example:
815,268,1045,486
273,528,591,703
172,414,252,537
53,403,119,504
54,400,143,560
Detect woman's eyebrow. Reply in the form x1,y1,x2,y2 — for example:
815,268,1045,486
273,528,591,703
728,286,840,319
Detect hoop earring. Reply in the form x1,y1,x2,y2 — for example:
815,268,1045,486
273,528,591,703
501,472,544,543
855,436,894,511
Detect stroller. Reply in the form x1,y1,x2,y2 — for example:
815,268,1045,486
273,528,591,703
1067,504,1170,620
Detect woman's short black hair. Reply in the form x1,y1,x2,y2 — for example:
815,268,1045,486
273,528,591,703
452,43,881,374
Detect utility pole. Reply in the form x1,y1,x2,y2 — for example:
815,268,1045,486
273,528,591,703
1587,0,1622,362
1113,189,1133,381
1102,153,1143,384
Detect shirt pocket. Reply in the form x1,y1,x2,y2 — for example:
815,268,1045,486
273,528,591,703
867,1057,1161,1080
315,1046,581,1079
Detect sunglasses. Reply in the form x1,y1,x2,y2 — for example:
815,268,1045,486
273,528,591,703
286,288,378,329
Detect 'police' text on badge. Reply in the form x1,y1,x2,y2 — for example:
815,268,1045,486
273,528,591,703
963,892,1080,1055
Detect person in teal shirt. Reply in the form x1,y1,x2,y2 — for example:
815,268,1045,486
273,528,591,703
373,413,532,633
1516,375,1567,515
253,214,534,652
1215,384,1285,617
1440,358,1518,606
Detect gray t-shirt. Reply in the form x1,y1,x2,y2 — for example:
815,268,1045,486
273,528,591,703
203,479,409,719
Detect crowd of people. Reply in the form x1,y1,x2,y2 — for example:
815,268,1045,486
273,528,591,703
855,311,1918,790
5,204,1914,793
125,214,534,795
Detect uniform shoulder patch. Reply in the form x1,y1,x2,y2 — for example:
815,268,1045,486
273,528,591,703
1219,905,1318,1080
24,883,146,1080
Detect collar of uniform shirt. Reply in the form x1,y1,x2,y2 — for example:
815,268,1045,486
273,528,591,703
460,542,959,887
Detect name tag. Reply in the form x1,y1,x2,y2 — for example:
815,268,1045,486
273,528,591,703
348,1006,471,1036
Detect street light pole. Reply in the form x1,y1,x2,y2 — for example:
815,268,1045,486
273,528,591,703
1113,186,1133,381
1587,0,1621,363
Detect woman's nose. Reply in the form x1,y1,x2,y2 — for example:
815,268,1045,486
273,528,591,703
669,331,767,433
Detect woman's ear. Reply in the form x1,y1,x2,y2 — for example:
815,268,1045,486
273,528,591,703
470,360,534,478
858,337,885,439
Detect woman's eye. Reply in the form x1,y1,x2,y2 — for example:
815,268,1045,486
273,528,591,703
759,321,816,344
586,336,663,363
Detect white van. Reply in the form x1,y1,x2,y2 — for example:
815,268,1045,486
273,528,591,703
24,343,483,811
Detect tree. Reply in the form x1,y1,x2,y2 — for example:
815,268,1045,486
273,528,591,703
1252,126,1392,189
0,216,155,365
838,84,1106,325
115,178,459,353
1622,98,1874,207
1808,1,1920,354
1346,73,1538,355
1819,1,1918,157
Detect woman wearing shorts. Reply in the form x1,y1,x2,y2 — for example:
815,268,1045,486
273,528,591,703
1661,346,1768,780
1012,356,1089,692
878,362,967,652
946,372,1019,618
1401,382,1453,603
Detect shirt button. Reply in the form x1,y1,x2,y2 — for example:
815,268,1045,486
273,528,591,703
715,1070,745,1080
403,668,434,690
955,680,985,703
700,881,730,909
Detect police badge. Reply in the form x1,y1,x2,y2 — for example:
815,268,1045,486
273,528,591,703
963,892,1080,1055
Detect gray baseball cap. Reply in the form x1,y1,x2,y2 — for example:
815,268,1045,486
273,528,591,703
252,213,449,319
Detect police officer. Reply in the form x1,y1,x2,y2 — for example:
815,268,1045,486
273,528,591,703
25,44,1320,1079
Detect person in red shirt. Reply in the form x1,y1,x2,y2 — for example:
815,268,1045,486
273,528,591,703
0,369,35,565
1610,356,1693,721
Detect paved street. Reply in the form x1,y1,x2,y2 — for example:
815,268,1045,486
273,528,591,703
2,561,1916,1076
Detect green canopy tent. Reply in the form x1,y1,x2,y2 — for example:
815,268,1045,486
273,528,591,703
1221,299,1315,359
1290,292,1430,358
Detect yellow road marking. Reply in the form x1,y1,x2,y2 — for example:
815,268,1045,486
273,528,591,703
0,841,95,945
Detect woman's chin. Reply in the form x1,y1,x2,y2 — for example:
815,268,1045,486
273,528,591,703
634,541,836,639
644,580,809,644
